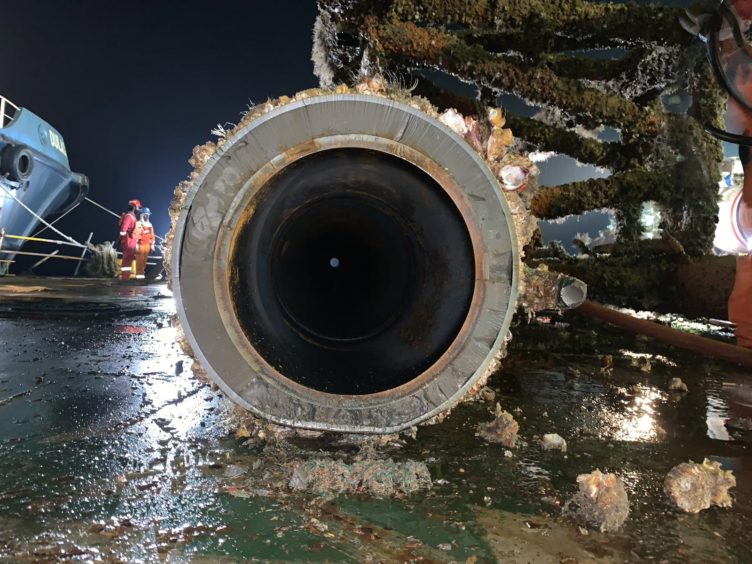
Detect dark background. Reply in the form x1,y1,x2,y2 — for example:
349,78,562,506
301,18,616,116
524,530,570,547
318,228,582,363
2,0,714,274
0,0,319,259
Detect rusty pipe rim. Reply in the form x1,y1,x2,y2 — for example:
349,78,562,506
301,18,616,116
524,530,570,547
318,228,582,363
172,94,519,432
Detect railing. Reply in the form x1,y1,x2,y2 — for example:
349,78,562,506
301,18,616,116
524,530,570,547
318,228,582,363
0,228,164,275
0,228,91,270
0,185,166,276
0,95,19,129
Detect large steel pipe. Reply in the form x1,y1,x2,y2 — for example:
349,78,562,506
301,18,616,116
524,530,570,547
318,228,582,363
171,94,520,433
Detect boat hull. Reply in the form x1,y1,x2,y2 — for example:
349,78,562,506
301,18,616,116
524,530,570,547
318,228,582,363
0,107,88,275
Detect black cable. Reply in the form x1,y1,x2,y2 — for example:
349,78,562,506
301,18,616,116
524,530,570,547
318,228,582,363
740,143,750,166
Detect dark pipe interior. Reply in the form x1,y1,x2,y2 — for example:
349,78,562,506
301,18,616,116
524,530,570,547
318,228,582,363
18,154,31,175
272,196,416,342
230,148,474,395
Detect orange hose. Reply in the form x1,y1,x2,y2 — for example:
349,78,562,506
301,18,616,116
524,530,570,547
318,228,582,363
576,300,752,368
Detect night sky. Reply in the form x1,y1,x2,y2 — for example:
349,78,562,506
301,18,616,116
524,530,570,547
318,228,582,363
1,0,319,248
2,0,691,270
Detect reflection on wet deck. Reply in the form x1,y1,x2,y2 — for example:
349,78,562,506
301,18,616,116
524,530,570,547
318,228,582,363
0,281,750,561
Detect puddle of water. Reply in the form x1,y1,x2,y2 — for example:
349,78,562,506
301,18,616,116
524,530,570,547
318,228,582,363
707,387,732,442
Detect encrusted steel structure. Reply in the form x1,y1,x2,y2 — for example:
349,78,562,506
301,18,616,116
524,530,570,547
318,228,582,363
166,0,726,431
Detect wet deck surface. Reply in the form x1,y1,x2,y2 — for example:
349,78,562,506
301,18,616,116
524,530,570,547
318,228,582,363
0,277,751,562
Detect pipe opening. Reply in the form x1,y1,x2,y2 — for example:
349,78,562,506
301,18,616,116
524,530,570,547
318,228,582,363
229,148,475,395
18,154,31,176
271,194,417,342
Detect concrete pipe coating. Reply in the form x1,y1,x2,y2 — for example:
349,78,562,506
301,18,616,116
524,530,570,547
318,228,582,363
171,94,519,433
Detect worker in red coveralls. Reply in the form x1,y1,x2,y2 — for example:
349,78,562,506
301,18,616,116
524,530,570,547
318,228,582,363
118,199,141,280
683,0,752,346
134,207,155,280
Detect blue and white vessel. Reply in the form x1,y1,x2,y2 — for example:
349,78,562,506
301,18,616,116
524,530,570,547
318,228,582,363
0,95,88,275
